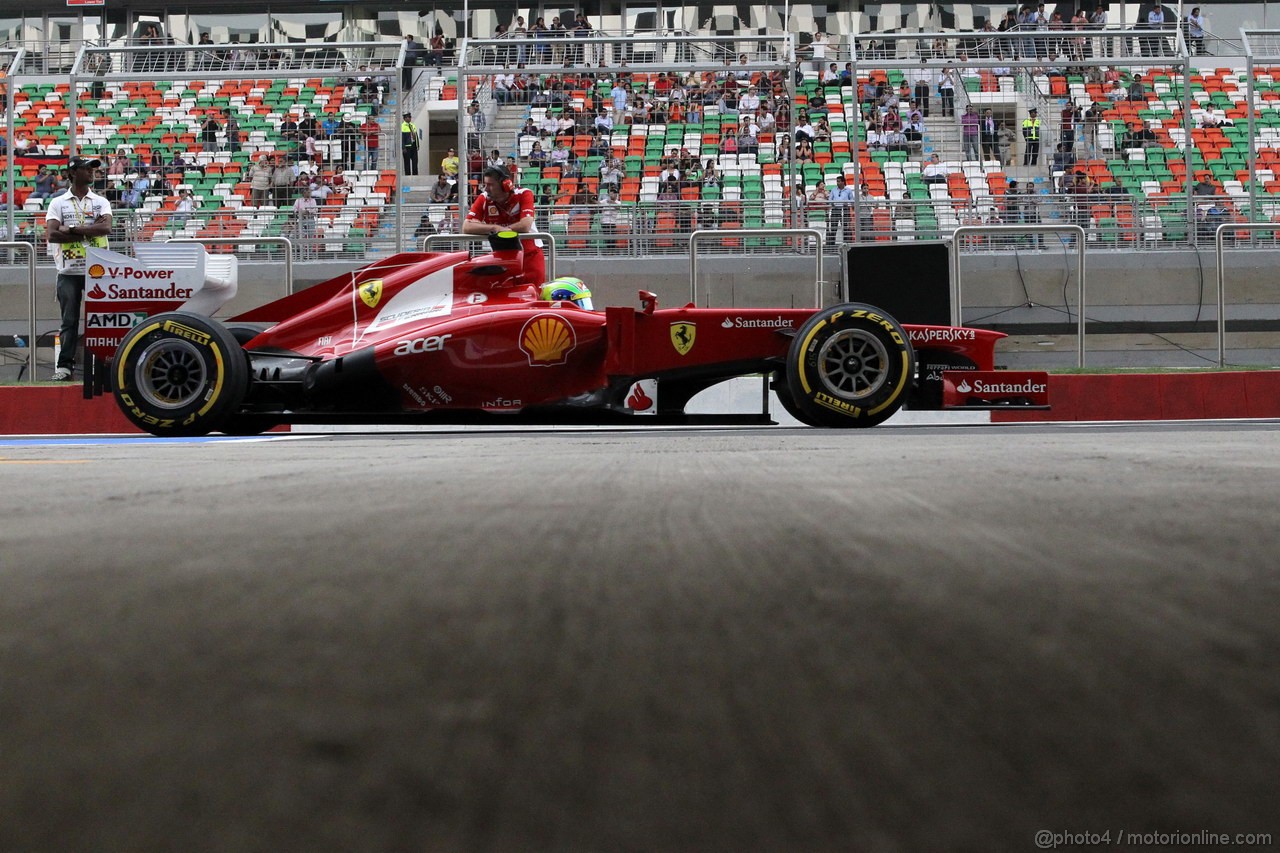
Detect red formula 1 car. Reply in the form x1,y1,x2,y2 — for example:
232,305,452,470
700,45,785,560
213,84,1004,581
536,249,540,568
85,234,1048,436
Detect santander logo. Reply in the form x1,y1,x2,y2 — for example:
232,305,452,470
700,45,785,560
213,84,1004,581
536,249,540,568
721,318,733,328
627,383,654,411
957,380,972,393
88,284,107,299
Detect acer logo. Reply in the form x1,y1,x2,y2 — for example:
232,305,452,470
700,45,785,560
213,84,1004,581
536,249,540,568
393,334,452,356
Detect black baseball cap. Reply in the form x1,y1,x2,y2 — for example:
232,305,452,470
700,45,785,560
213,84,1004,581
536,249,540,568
68,155,102,170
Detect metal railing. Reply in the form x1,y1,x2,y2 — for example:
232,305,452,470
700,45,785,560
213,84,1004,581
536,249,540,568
0,242,38,382
688,229,824,307
1214,221,1280,367
950,224,1087,366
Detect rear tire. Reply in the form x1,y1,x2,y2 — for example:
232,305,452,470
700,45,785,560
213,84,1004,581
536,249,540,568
110,313,249,437
784,304,915,428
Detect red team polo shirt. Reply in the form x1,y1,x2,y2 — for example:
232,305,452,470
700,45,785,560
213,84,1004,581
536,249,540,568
466,187,545,284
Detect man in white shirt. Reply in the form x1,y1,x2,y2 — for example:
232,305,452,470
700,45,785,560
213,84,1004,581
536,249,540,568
739,86,761,113
45,155,113,380
922,153,950,183
594,110,614,133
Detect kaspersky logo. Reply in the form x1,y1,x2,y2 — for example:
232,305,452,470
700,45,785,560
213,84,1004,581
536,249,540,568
520,314,576,365
359,278,383,309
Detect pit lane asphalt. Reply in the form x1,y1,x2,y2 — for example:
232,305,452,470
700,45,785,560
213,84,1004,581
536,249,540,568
2,422,1278,852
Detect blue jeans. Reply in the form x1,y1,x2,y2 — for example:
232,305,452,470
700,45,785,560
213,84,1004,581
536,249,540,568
56,272,85,372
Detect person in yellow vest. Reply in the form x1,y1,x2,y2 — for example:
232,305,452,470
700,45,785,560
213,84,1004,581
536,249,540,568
400,112,421,176
1021,107,1042,166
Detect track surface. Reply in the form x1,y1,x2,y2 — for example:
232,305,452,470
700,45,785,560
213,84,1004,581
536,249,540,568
2,423,1278,852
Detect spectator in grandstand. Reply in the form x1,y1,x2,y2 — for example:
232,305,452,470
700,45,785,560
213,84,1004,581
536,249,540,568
486,149,506,171
222,108,241,155
28,166,56,202
659,159,682,185
796,138,816,163
548,139,570,168
1193,177,1218,197
45,155,112,381
740,118,760,155
610,79,629,118
519,118,540,140
401,112,421,176
1061,103,1080,148
821,63,841,90
200,112,221,153
822,174,852,244
172,189,195,226
1022,107,1042,165
428,32,446,67
248,157,273,207
1051,142,1077,176
980,109,1001,161
883,126,909,153
430,173,456,204
292,187,319,259
865,122,886,150
961,104,981,160
1144,3,1170,56
598,188,622,238
908,64,934,117
922,154,950,184
903,111,924,148
273,157,294,206
1124,121,1159,149
359,119,379,170
441,147,460,181
116,180,142,210
861,78,878,111
938,66,957,117
522,141,544,166
466,103,487,151
1186,7,1207,55
598,156,623,192
807,182,830,225
468,148,486,182
1127,74,1148,102
721,126,740,156
594,110,614,134
556,110,577,137
807,31,829,73
740,86,762,114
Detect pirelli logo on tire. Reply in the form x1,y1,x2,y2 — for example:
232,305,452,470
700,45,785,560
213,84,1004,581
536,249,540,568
814,392,861,417
162,319,212,346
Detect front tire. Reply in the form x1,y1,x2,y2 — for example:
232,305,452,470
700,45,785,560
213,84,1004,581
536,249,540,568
111,313,249,437
784,304,915,428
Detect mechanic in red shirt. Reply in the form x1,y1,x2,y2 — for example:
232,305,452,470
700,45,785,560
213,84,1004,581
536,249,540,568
462,165,545,285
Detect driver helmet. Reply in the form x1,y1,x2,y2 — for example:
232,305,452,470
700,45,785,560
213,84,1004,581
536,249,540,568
540,276,593,310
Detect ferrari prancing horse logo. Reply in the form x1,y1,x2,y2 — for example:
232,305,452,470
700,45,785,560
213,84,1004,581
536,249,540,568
358,278,383,309
670,322,696,356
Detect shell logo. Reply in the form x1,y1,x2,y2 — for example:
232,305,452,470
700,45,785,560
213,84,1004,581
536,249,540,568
88,263,106,278
519,313,576,366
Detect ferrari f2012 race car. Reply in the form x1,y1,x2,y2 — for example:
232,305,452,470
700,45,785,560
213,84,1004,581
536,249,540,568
81,233,1048,436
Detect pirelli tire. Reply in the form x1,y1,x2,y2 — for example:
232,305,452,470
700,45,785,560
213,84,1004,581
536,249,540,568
110,312,250,437
784,304,915,428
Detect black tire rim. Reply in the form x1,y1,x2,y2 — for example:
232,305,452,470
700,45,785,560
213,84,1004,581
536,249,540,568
816,328,889,401
136,338,208,410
